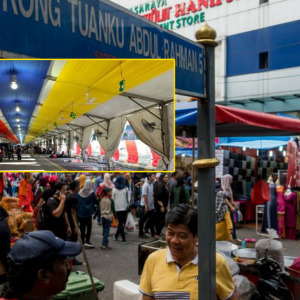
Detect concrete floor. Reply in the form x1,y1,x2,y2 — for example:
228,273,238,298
72,218,300,300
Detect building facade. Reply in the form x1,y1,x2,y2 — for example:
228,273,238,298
112,0,300,113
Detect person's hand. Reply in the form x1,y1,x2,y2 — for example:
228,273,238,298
67,226,72,237
229,229,233,234
59,193,66,202
230,206,235,212
145,205,148,213
160,206,165,213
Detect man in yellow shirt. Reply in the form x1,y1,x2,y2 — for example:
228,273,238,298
139,204,236,300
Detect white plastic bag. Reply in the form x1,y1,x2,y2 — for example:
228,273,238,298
125,212,136,232
233,275,257,300
255,228,284,269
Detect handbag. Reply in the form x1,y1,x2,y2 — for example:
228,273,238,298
136,205,144,218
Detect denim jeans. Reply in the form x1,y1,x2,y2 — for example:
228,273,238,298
102,218,112,246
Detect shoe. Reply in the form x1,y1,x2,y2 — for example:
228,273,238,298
101,246,112,250
97,222,102,226
113,235,118,241
84,243,95,249
73,259,83,265
139,234,149,239
121,241,127,245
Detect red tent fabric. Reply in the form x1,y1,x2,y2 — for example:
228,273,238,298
176,104,300,137
215,105,300,137
216,105,300,132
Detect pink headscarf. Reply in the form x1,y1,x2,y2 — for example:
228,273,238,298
100,173,115,189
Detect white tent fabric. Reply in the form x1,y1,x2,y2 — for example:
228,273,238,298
96,116,127,162
69,131,74,157
82,127,94,162
127,103,174,170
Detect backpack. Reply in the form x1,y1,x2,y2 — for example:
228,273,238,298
33,200,46,229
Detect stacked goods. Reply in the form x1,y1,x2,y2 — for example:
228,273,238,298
0,197,36,237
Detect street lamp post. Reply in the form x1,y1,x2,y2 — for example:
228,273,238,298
194,23,219,300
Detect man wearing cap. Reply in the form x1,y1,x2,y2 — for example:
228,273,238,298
0,230,82,300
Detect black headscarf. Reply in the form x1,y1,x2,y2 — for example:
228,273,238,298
114,176,127,190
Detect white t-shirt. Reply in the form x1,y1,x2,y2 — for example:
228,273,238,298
142,182,154,210
112,187,129,211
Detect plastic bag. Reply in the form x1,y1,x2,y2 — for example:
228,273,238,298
237,209,243,222
125,212,136,232
233,275,257,300
111,215,118,228
255,229,284,269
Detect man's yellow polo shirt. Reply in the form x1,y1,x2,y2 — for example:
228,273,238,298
139,248,234,300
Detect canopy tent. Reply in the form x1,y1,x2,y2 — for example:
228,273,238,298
0,60,174,168
176,102,300,137
217,136,290,150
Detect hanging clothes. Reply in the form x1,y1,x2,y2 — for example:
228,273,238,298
262,183,278,234
284,192,297,240
296,191,300,232
276,185,285,238
286,139,298,188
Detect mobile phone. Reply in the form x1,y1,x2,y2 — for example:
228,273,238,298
55,190,62,197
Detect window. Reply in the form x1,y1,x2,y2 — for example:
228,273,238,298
259,52,269,70
260,0,268,4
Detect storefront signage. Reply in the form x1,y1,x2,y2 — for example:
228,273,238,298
0,0,205,97
130,0,234,30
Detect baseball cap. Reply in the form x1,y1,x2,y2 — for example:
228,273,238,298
8,231,82,265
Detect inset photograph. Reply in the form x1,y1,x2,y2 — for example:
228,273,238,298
0,60,174,171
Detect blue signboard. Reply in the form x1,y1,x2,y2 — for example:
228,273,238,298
0,0,205,97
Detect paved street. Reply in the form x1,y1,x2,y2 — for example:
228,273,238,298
72,218,300,300
0,155,103,171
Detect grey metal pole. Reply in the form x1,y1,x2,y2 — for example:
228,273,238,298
194,23,219,300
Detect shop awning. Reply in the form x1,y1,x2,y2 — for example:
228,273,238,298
176,103,300,137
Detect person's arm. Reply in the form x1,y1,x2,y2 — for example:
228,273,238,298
225,199,235,212
144,194,148,212
65,212,72,236
110,199,118,220
216,254,235,300
71,208,78,230
50,195,66,218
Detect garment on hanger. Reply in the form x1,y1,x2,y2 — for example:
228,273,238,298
284,191,297,240
262,183,278,234
286,138,298,188
276,185,285,238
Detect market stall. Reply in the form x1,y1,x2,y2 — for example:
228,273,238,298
175,103,300,236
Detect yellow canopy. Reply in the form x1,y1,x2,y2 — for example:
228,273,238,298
26,59,174,142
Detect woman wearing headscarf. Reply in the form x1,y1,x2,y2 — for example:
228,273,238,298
215,190,233,241
77,179,97,248
33,176,48,207
221,174,241,244
94,173,115,225
124,173,135,204
112,176,130,244
18,173,33,212
171,176,190,208
78,174,86,189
